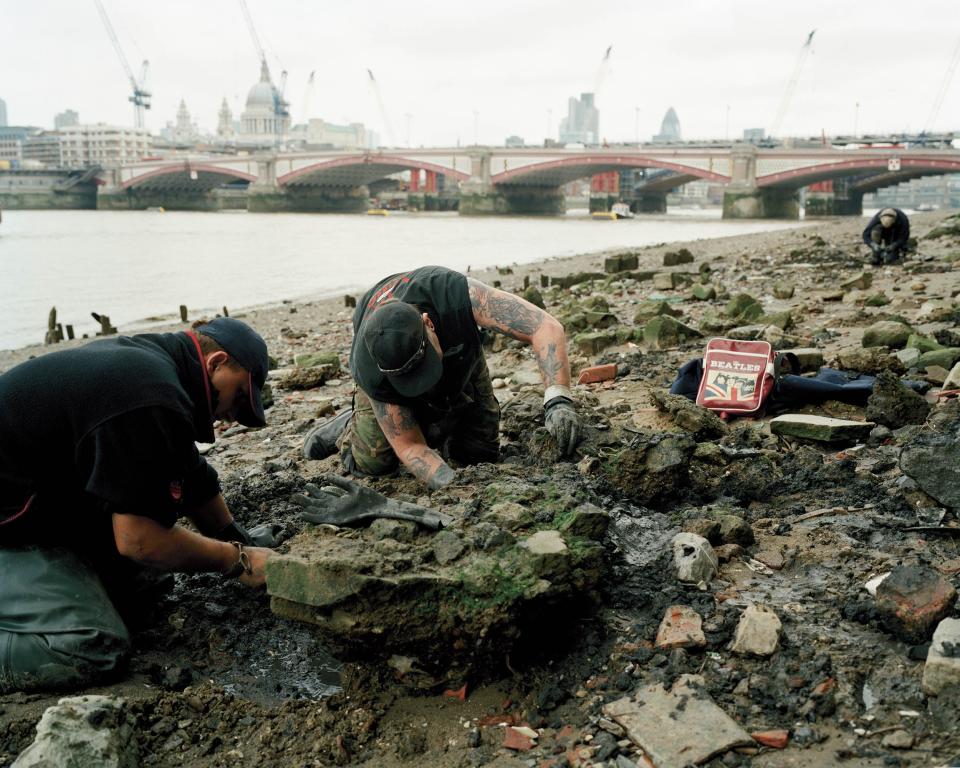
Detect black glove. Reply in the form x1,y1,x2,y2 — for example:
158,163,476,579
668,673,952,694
869,243,880,254
292,475,453,530
544,397,581,456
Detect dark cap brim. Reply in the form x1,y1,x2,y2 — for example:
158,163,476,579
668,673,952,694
236,371,267,428
387,341,443,398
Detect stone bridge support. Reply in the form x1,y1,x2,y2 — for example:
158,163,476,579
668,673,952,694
98,187,226,211
459,151,564,215
247,157,369,213
722,144,800,220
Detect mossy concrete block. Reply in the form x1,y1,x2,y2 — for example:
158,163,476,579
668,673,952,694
484,501,535,531
653,272,686,290
267,552,372,607
861,321,912,349
760,311,793,330
725,293,761,319
574,329,619,355
917,348,960,370
295,352,341,373
782,347,824,373
519,530,570,577
663,248,694,267
772,281,795,299
633,300,681,324
907,334,943,353
604,253,639,273
558,503,610,540
643,316,702,349
691,283,716,301
770,414,874,443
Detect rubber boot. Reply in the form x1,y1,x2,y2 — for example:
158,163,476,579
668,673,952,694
303,408,353,460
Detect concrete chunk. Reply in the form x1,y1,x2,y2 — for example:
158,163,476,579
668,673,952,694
922,618,960,696
655,605,706,650
731,604,782,657
603,675,752,768
769,414,874,443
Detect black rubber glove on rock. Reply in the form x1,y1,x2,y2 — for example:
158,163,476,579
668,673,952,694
544,397,581,456
292,475,453,530
213,519,284,548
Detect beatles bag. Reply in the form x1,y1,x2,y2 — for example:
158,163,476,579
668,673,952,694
695,338,775,416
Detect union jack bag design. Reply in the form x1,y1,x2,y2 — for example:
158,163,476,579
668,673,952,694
696,338,775,415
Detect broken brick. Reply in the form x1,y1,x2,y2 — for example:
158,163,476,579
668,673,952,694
443,683,467,702
503,726,535,751
875,565,958,643
752,729,790,749
576,363,617,385
655,605,706,650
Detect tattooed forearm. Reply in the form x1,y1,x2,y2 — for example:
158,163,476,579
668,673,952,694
405,451,455,490
468,279,544,339
535,341,565,387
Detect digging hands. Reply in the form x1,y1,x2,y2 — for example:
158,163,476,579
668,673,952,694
292,475,453,530
544,397,581,456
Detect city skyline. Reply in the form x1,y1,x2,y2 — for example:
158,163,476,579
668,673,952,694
2,0,959,146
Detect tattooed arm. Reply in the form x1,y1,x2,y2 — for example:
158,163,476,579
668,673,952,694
369,398,455,490
467,278,571,390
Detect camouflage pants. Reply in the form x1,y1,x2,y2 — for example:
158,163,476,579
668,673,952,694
339,358,501,477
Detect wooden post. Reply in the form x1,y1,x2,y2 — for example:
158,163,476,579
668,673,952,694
222,306,229,317
66,324,75,340
344,295,356,308
523,275,530,289
44,307,59,345
91,312,117,336
56,323,64,342
540,274,549,288
179,305,188,322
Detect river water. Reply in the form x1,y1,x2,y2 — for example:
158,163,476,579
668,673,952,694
0,209,802,351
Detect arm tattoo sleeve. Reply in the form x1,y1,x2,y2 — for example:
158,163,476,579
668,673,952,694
536,341,564,386
371,399,419,439
469,279,544,339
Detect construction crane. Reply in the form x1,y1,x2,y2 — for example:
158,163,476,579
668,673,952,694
593,45,613,100
924,34,960,135
769,29,816,140
367,69,396,146
237,0,289,149
93,0,151,129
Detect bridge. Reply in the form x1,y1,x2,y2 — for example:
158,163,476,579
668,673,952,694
96,144,960,219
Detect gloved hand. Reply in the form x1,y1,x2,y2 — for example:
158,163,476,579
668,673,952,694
212,519,283,548
292,475,453,530
869,243,881,254
544,397,581,456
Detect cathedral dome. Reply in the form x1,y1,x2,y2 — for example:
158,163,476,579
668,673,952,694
246,61,277,109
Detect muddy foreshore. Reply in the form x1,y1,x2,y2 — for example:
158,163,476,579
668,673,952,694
3,212,960,768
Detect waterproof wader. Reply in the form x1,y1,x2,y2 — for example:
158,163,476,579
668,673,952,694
0,546,130,693
340,357,501,477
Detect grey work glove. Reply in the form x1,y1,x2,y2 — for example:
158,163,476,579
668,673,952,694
544,397,582,456
213,519,284,548
292,475,453,530
869,243,881,254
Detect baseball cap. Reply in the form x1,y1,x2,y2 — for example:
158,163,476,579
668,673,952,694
195,317,269,428
360,301,442,397
880,208,897,225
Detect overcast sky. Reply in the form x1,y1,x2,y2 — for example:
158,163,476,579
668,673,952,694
2,0,959,146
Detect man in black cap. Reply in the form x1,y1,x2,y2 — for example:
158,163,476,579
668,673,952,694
0,318,273,693
304,266,581,490
862,207,910,265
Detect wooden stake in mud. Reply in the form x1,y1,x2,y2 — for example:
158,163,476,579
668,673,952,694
179,305,188,323
344,295,356,308
540,274,549,288
44,307,59,345
65,325,75,340
222,306,230,317
523,275,530,289
91,312,117,336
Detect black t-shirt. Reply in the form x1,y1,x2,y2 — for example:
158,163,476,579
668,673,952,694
350,266,483,411
862,209,910,248
0,333,221,547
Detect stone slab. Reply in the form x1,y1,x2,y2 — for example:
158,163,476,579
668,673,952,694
922,618,960,696
769,414,874,443
603,675,752,768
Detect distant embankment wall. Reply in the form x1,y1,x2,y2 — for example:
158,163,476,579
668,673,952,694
0,170,97,210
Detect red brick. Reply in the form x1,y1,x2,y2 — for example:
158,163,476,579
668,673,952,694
752,729,790,749
811,677,835,697
655,605,706,650
875,565,958,643
503,726,535,751
443,683,467,702
577,363,617,385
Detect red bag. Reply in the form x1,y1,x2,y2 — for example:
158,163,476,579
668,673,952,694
696,338,775,416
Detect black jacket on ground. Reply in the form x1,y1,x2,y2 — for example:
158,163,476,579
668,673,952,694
350,266,483,413
862,208,910,249
0,332,221,549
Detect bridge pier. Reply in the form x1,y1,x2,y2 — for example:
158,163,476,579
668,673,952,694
460,187,565,216
632,193,668,213
721,144,799,219
247,185,369,213
803,179,864,217
98,187,224,211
